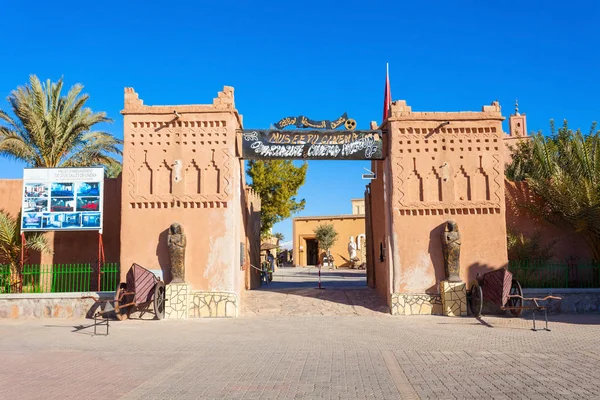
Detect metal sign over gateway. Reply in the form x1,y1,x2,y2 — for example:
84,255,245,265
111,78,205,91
241,129,384,160
241,112,384,160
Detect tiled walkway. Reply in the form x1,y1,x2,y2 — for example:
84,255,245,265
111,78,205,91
2,314,600,399
2,267,600,399
242,267,389,316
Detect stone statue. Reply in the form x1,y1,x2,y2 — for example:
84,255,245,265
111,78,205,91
441,220,461,282
348,237,357,261
168,223,186,282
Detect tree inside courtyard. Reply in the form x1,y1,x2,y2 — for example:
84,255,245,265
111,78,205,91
247,160,307,235
314,223,338,260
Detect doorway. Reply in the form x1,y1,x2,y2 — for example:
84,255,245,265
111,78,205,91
306,238,319,266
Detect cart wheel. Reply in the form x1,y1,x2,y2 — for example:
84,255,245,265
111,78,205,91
469,281,483,317
153,281,166,320
114,282,132,321
508,279,523,317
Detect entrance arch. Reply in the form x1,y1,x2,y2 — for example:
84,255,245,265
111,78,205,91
120,87,508,317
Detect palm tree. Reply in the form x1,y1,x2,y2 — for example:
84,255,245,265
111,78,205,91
524,121,600,260
104,163,122,178
0,210,52,293
0,75,122,168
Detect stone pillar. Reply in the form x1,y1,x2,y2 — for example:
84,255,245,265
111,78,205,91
440,280,467,316
164,282,190,319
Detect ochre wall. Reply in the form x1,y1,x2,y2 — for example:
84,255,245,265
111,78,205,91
292,215,366,267
242,185,261,289
119,87,244,292
367,158,391,302
385,100,509,294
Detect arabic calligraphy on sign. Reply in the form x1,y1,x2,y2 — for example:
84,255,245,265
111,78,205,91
273,113,351,130
241,130,383,160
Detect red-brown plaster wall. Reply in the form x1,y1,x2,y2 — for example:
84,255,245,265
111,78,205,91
505,180,592,260
368,159,390,301
386,101,509,294
119,87,243,293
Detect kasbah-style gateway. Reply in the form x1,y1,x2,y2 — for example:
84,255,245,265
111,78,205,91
118,86,530,318
2,85,568,318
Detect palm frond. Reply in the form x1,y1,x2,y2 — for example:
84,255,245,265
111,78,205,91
0,75,121,168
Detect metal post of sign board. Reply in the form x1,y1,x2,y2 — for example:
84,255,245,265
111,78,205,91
316,264,325,290
20,232,26,292
97,233,105,291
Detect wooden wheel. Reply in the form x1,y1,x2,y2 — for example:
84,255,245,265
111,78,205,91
469,281,483,317
114,282,132,321
507,279,523,317
153,281,166,320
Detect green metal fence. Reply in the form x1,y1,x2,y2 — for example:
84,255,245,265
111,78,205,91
508,259,600,289
0,263,120,294
100,262,120,292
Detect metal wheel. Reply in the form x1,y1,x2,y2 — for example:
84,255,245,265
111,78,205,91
153,281,166,320
507,279,523,317
469,281,483,317
114,282,132,321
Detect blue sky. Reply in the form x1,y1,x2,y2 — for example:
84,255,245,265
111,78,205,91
1,1,599,243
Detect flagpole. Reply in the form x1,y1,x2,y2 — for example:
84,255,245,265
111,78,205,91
386,62,390,100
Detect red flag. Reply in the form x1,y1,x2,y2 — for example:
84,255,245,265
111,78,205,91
382,63,391,122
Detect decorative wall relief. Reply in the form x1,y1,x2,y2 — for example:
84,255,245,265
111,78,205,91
137,161,152,196
454,166,471,202
424,167,442,202
406,158,423,202
173,159,182,183
126,145,232,203
393,128,503,214
204,161,220,194
155,160,173,195
474,169,490,201
184,161,201,195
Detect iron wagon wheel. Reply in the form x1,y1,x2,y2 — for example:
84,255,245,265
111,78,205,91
153,281,166,320
114,282,132,321
469,281,483,317
507,279,524,317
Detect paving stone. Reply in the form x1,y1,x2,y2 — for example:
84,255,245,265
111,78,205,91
2,270,600,399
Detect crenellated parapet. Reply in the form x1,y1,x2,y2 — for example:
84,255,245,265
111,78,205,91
120,87,242,209
388,100,506,215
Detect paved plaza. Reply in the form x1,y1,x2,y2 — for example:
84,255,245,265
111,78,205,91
242,267,388,316
2,267,600,400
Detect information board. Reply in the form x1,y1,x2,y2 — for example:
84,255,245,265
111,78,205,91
21,167,104,232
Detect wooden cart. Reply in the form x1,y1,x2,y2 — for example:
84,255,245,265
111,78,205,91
114,263,166,320
468,268,561,331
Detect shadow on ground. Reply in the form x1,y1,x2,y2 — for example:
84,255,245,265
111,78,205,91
242,267,389,316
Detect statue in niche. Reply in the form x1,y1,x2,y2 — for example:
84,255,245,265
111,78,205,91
168,223,186,282
441,220,461,282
